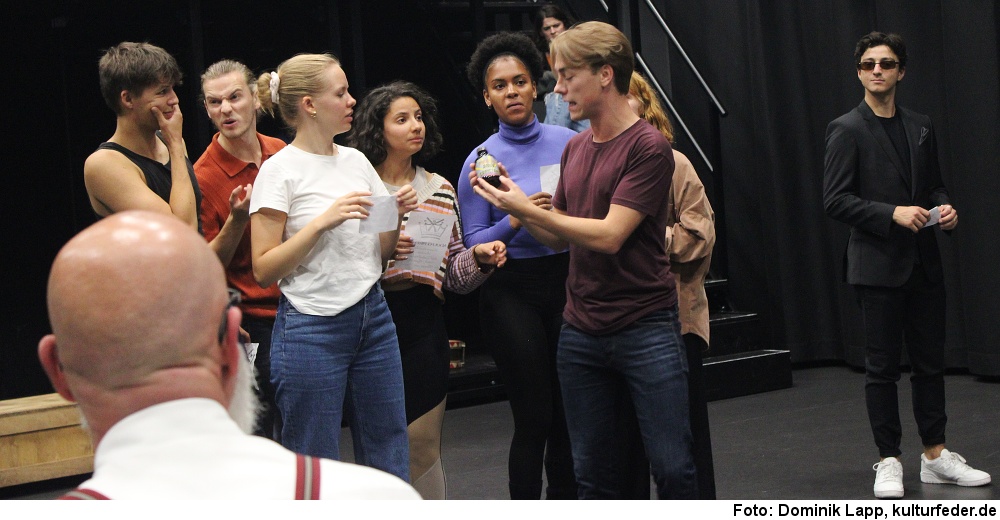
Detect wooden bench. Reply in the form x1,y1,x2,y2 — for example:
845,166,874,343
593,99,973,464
0,393,93,487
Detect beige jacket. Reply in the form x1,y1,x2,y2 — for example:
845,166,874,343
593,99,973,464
665,151,716,348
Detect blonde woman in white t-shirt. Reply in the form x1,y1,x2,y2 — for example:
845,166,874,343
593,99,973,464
248,53,418,482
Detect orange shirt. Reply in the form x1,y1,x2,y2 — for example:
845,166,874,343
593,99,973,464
194,133,286,319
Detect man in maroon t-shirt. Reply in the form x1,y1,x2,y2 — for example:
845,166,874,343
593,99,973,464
472,22,696,499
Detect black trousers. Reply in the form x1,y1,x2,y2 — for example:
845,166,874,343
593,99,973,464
855,263,947,458
479,253,577,499
244,315,281,441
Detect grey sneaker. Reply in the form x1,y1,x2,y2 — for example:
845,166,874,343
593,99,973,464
920,449,992,486
873,457,904,498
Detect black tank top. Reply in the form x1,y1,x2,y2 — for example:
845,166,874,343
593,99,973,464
96,136,203,234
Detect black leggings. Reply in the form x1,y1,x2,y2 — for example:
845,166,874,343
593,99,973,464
479,253,577,499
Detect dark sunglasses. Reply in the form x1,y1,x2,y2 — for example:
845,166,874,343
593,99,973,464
857,59,899,71
217,288,241,343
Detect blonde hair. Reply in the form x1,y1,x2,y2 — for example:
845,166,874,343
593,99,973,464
201,59,256,101
629,72,674,142
257,53,340,131
549,21,633,94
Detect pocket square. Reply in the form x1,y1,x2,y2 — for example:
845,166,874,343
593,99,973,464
919,127,929,145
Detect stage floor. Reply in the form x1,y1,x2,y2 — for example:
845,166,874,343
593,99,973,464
4,364,998,500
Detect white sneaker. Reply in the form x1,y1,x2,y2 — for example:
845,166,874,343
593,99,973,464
873,457,904,498
920,449,992,486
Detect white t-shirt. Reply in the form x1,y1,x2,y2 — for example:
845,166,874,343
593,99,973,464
250,144,390,316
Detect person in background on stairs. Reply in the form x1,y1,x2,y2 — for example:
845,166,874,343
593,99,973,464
457,32,579,499
824,31,990,499
615,71,717,499
347,80,507,499
534,4,590,133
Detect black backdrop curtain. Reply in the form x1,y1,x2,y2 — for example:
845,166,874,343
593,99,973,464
4,1,999,400
651,0,1000,374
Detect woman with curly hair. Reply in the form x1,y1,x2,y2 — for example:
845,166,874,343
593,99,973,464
457,32,579,499
346,81,507,499
248,54,417,481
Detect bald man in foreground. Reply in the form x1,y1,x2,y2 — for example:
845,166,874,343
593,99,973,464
38,211,419,499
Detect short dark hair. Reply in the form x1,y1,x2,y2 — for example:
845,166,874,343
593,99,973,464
466,32,545,90
346,81,443,167
854,31,907,68
99,42,183,116
533,4,577,50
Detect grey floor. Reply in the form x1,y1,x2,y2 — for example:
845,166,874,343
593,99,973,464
5,365,998,500
434,364,999,500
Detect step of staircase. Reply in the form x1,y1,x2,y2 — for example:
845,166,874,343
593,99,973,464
708,310,762,357
446,282,791,407
703,349,792,401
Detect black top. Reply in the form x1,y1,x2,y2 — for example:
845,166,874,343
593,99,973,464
878,111,911,179
96,136,203,234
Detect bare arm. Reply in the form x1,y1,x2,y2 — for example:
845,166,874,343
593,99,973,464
251,191,374,287
153,105,198,229
208,184,252,266
84,106,197,230
474,174,644,254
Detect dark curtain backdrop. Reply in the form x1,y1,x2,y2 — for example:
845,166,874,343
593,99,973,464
4,1,999,400
651,0,1000,374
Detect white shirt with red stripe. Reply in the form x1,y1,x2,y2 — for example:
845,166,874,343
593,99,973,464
68,398,419,500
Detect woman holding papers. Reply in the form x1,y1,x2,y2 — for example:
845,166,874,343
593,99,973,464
248,54,417,481
456,32,578,499
348,81,506,499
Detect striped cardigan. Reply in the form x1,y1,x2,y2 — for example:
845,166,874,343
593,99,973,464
383,167,490,300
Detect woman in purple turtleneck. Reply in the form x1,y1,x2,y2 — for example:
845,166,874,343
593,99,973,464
457,32,578,500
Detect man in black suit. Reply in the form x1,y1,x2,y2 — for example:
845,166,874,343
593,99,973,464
824,31,990,499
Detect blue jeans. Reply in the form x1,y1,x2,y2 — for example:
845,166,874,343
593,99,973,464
271,285,409,481
557,308,697,499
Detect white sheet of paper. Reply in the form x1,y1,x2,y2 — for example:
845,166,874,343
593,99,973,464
242,342,259,365
923,206,941,228
539,164,561,196
358,195,398,233
393,211,458,273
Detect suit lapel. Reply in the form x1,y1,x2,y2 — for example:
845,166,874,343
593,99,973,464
857,102,911,193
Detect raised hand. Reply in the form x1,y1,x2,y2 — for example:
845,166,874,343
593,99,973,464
228,184,253,222
473,165,531,216
395,184,419,215
315,191,373,231
152,103,184,149
473,240,508,268
528,191,553,211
